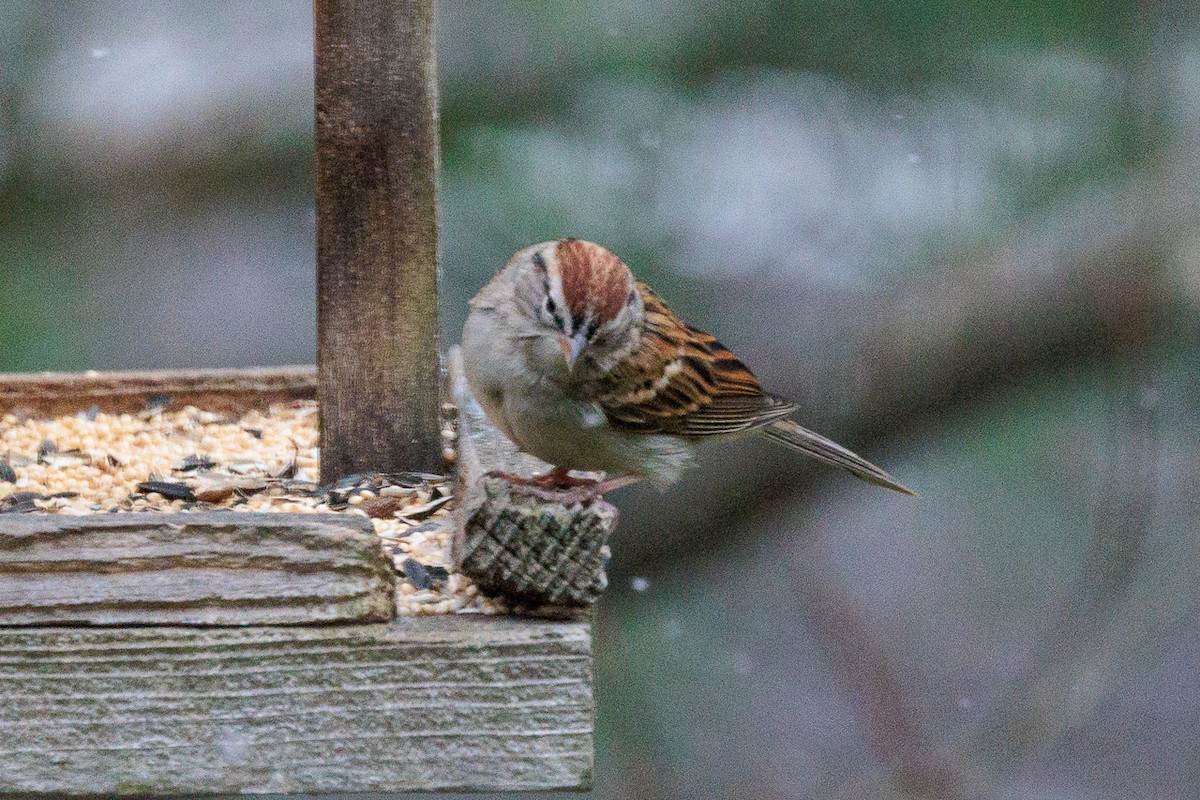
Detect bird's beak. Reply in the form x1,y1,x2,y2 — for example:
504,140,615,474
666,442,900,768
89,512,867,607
557,331,588,372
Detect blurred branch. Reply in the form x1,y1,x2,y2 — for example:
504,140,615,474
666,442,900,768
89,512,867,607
963,350,1163,767
815,349,1195,798
616,173,1194,570
786,35,1195,796
789,529,965,800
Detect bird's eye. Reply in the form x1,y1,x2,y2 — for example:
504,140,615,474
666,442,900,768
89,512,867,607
543,297,565,330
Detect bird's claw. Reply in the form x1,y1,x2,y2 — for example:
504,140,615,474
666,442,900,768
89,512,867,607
482,469,637,506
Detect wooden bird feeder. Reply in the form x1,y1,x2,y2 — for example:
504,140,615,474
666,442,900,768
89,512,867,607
0,2,605,794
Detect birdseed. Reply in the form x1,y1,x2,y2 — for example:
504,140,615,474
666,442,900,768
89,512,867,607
0,400,509,616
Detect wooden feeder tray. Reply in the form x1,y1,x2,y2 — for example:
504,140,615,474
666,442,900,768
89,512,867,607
0,367,594,796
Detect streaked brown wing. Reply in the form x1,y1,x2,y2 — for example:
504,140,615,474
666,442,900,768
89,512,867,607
590,283,795,437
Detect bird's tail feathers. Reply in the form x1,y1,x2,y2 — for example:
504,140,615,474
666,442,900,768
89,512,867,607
759,419,915,496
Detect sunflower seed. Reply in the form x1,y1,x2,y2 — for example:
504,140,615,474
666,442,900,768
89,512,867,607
0,492,43,513
37,440,58,462
399,495,452,521
135,481,196,502
402,559,449,590
174,454,217,472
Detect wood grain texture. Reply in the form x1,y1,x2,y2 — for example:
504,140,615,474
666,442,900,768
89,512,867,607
0,366,315,417
0,512,394,625
0,368,595,794
449,347,617,607
461,478,616,607
0,616,593,795
315,0,442,480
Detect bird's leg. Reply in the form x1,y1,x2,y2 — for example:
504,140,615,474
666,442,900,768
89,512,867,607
482,469,536,486
484,466,594,489
530,467,599,489
552,474,640,506
483,468,638,505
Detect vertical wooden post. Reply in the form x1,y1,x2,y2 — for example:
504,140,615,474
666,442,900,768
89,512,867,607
315,0,442,480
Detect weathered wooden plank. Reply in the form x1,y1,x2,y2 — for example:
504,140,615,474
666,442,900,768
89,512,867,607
315,0,443,480
0,512,393,625
0,366,316,416
449,347,617,607
0,616,593,795
0,365,596,793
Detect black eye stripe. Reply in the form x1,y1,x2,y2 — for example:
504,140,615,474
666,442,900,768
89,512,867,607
533,251,552,295
546,297,557,313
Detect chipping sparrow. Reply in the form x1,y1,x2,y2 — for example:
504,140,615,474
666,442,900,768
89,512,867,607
462,238,913,500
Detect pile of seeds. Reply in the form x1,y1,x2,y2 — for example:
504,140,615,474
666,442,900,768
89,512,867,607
0,400,508,616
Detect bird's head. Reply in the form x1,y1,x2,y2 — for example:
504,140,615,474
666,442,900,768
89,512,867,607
507,238,644,378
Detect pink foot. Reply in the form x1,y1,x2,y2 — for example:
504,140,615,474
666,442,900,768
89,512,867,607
483,469,639,505
539,474,640,506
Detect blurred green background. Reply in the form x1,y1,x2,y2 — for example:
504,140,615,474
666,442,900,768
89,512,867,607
2,1,1198,798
